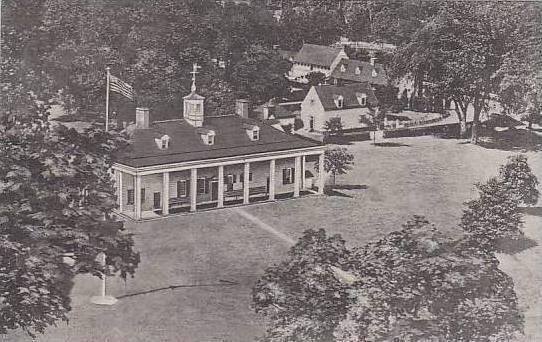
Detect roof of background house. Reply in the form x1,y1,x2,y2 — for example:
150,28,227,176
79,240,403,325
269,105,298,119
330,59,388,86
312,83,379,111
294,44,345,67
116,115,320,168
277,49,297,60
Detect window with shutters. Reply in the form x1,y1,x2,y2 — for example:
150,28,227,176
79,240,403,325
141,188,146,203
282,168,295,185
197,178,207,194
177,180,187,197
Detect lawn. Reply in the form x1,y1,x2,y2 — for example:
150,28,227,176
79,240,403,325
6,135,541,342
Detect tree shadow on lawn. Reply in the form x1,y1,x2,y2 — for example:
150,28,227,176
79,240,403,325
324,184,369,198
477,128,542,152
372,142,411,147
520,206,542,217
496,235,538,255
116,279,238,300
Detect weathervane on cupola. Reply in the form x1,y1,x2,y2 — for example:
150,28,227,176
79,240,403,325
183,62,205,127
190,62,202,93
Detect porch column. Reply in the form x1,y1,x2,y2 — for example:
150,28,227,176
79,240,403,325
301,155,306,189
134,175,142,220
269,159,276,201
117,170,124,213
294,156,301,198
243,162,250,205
162,171,169,215
190,168,197,212
218,165,224,208
318,152,325,195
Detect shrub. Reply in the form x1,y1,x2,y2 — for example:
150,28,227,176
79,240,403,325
498,154,539,206
461,177,523,250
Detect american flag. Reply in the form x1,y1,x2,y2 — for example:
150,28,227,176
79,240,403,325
109,74,135,100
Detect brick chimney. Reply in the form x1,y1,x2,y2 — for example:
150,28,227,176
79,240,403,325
236,99,250,118
135,107,150,129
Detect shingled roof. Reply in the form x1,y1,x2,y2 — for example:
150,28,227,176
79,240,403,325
116,115,321,168
330,59,388,86
294,44,345,67
313,83,379,111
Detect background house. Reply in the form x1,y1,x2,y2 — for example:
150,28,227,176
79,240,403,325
300,83,379,133
330,58,388,87
288,44,348,83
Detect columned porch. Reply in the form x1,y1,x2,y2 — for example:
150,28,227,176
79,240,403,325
114,151,326,220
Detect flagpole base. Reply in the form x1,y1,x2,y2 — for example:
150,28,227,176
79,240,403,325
90,295,118,306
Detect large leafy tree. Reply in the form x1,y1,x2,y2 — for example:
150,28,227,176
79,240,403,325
0,102,140,336
229,45,291,105
254,217,523,342
391,2,537,143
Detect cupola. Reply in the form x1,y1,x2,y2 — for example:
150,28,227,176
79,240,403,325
184,63,205,127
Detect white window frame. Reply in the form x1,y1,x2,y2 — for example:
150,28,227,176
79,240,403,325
283,167,294,185
197,177,207,194
207,134,215,145
252,129,259,141
177,180,187,198
355,67,361,75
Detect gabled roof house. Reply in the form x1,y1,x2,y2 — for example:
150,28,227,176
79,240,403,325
113,74,326,220
300,83,379,133
288,43,349,83
330,58,388,87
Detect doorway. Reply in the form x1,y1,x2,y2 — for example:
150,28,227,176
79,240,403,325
211,181,219,201
153,192,161,209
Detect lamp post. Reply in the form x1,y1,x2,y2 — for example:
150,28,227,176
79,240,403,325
90,252,118,305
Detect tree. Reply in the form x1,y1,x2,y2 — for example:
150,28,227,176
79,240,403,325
323,117,344,139
361,106,386,145
461,177,523,251
315,148,354,186
306,72,327,87
498,155,539,207
229,45,291,105
0,105,140,336
253,229,355,342
391,2,535,143
254,216,523,342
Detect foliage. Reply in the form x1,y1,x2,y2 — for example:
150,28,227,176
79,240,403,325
229,45,291,105
498,155,539,206
278,7,344,50
253,229,354,342
306,72,327,87
390,2,538,143
254,217,523,342
461,177,523,250
0,107,140,336
323,117,344,138
315,148,354,186
281,124,293,134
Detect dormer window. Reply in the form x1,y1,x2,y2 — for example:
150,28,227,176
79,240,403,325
334,95,344,109
355,66,361,75
197,128,216,145
155,134,171,150
340,64,346,72
372,69,378,77
243,124,260,141
356,92,367,106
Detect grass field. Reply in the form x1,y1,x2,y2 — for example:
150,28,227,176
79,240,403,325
6,135,541,342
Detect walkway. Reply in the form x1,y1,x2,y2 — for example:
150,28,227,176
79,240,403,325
233,207,295,245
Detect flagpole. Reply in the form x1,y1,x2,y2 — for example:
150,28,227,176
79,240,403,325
105,67,111,132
